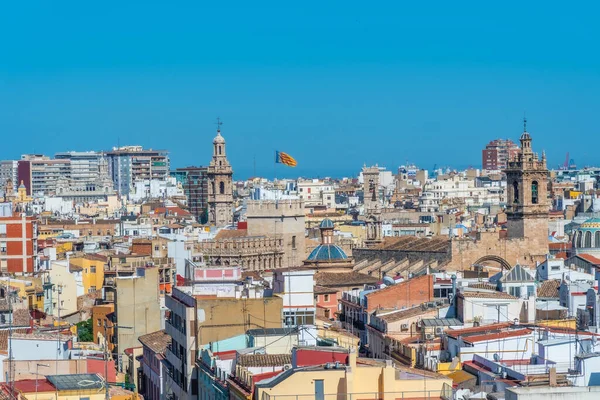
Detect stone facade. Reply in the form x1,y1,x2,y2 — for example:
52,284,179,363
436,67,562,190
192,236,284,270
362,164,380,210
207,129,234,227
246,199,306,267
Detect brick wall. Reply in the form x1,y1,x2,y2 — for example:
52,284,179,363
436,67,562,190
366,275,434,312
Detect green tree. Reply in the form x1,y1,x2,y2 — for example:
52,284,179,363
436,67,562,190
76,318,94,342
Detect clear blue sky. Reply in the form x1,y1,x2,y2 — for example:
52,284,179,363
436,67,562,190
1,1,598,179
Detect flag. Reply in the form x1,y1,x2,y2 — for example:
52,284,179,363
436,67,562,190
275,151,297,167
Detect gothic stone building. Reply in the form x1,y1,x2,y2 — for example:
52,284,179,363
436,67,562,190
354,128,550,272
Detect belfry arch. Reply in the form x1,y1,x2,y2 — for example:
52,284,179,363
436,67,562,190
473,255,512,271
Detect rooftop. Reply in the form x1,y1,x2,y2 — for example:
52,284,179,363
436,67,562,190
237,353,292,368
246,328,297,337
315,271,378,287
373,236,450,252
138,329,170,354
47,374,103,391
462,328,532,344
459,290,518,300
537,279,561,298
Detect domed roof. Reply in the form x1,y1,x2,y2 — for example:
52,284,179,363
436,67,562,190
320,218,334,229
579,218,600,231
520,132,531,141
307,244,348,262
213,131,225,144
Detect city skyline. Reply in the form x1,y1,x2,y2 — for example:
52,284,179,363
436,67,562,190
1,2,599,178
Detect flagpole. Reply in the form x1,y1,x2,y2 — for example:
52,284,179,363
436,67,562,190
274,150,278,201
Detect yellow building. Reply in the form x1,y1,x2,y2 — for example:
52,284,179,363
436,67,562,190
69,254,106,294
230,349,452,400
0,277,44,311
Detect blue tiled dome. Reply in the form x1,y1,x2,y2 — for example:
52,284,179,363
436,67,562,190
320,218,334,229
307,244,348,262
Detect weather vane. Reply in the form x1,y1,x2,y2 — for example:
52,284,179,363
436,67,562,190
215,117,223,131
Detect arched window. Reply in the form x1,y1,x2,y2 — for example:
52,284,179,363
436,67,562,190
219,181,225,194
576,231,583,248
531,181,539,204
513,181,519,203
595,231,600,248
585,231,592,248
218,146,222,155
211,182,215,194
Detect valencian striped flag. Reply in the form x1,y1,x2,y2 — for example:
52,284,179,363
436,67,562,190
275,151,297,167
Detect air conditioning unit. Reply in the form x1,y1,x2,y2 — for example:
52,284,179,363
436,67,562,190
401,324,409,330
283,364,292,370
434,327,444,336
425,334,434,340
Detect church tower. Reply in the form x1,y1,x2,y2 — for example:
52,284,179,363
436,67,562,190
207,126,234,227
505,120,548,241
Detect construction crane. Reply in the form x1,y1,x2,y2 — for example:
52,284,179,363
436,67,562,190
563,152,569,169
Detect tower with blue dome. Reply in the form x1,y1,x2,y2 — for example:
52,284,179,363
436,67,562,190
304,218,354,270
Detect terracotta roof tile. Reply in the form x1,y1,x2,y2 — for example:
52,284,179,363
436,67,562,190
463,328,532,344
138,330,170,354
537,279,560,298
376,305,433,323
315,271,378,287
468,283,497,291
237,353,291,367
576,254,600,265
459,291,517,300
314,285,338,295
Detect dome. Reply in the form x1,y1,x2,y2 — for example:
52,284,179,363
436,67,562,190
213,131,225,144
319,218,334,229
520,132,531,141
306,244,348,262
579,218,600,231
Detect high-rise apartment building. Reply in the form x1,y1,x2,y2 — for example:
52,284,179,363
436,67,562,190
105,146,170,196
482,139,519,171
0,161,18,191
171,166,209,223
54,151,104,188
17,155,71,196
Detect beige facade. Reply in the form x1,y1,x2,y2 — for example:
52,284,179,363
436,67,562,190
193,236,284,270
246,200,306,268
114,266,162,357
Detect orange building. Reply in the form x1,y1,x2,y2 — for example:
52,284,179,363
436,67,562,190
0,215,37,274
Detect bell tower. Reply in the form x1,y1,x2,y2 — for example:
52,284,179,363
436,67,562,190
207,122,234,227
505,119,548,240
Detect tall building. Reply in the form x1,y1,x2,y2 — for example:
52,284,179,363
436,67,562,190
362,164,380,210
505,127,549,241
0,161,18,192
17,155,70,196
482,138,519,171
105,146,170,196
207,129,233,227
0,213,38,274
54,151,104,188
172,166,209,223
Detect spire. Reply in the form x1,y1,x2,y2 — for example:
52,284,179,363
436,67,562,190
523,114,527,133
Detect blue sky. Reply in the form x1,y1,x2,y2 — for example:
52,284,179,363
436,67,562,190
1,1,598,179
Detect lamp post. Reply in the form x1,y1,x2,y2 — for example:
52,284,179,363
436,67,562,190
35,363,50,400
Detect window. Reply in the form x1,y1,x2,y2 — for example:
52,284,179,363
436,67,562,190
509,286,521,298
513,181,519,203
531,181,539,204
0,242,6,253
324,294,330,302
219,181,225,194
291,235,296,250
97,319,101,327
90,266,96,273
527,285,535,298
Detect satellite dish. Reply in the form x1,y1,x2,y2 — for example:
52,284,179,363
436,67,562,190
493,353,501,362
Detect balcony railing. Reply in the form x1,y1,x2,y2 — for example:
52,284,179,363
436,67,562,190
261,385,453,400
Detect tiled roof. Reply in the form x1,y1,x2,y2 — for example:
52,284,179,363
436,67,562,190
237,353,291,367
314,285,337,295
537,279,561,298
215,229,248,240
374,236,450,252
460,291,518,300
463,328,532,344
377,306,432,323
0,328,29,350
138,330,170,354
576,253,600,265
446,322,512,338
468,283,497,291
500,264,535,283
12,379,55,393
315,271,378,287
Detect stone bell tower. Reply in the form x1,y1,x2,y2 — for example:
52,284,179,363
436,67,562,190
207,123,234,227
505,119,549,242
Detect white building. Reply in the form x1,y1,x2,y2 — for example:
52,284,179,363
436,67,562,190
130,177,184,202
297,179,335,208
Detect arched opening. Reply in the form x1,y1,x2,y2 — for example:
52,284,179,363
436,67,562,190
219,181,225,194
473,255,512,271
585,231,592,248
531,181,539,204
595,231,600,248
218,145,222,155
577,231,583,248
211,182,215,194
513,181,519,203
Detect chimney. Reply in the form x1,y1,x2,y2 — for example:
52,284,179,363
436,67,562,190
549,367,557,387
